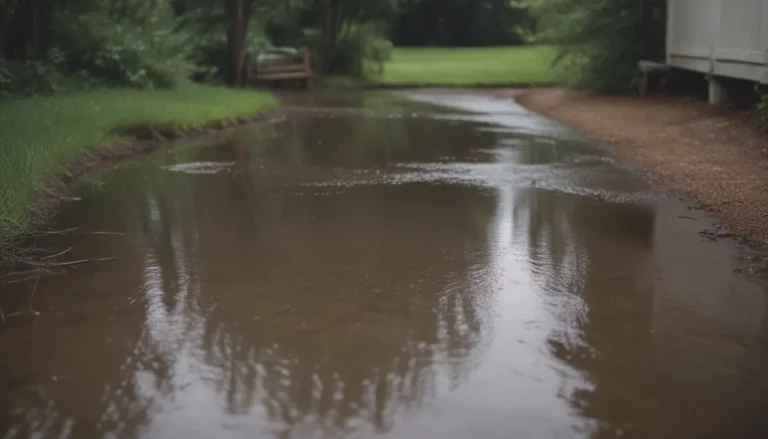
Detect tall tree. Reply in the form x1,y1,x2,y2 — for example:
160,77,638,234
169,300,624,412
1,0,56,61
224,0,254,86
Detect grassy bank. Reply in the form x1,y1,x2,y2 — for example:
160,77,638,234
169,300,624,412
376,46,558,86
0,84,277,251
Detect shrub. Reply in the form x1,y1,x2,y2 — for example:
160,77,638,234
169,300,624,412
0,48,104,98
0,59,69,97
366,37,393,76
0,0,195,97
51,7,193,89
322,22,393,78
530,0,666,93
186,32,230,84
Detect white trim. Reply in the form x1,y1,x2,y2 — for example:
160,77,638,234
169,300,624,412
666,0,675,64
668,45,712,58
713,49,768,65
712,0,721,73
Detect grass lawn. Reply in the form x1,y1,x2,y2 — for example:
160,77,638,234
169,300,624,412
0,84,276,251
377,45,557,86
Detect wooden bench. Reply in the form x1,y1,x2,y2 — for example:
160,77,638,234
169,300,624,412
249,47,314,88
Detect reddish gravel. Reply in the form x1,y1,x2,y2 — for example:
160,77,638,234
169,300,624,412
497,88,768,244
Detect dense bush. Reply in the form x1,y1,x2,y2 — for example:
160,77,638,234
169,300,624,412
52,4,192,89
0,0,194,96
321,23,393,78
0,56,78,97
529,0,665,93
367,37,394,75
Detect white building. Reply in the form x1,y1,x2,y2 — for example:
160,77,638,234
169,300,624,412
666,0,768,104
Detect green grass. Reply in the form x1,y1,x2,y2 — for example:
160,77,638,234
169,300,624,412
376,45,558,86
0,84,276,251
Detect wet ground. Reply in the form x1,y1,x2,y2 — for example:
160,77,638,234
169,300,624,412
1,91,768,439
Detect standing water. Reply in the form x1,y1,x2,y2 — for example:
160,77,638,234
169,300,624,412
1,91,767,439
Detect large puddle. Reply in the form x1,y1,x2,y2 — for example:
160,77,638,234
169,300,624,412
2,91,768,438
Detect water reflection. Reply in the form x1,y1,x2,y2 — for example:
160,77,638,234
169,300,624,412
510,178,768,437
2,91,768,439
122,181,496,438
3,106,501,438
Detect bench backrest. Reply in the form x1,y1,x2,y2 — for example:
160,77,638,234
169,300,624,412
257,47,311,74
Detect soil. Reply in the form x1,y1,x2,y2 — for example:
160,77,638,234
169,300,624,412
496,88,768,289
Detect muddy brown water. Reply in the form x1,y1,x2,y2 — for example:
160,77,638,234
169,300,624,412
2,91,768,439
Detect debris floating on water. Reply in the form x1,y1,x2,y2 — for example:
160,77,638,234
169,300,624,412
162,161,236,175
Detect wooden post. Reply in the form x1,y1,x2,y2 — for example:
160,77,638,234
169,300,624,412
708,75,731,106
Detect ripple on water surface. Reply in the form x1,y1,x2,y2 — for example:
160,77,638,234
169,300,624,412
1,90,767,439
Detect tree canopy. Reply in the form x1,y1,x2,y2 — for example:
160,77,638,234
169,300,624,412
393,0,534,46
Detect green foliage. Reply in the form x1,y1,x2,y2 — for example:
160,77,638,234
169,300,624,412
367,37,393,68
378,46,556,86
394,0,534,46
0,0,195,96
295,0,400,76
52,1,193,89
175,2,234,84
325,23,393,78
0,58,74,97
303,21,392,78
258,0,308,46
528,0,665,93
0,84,277,250
187,32,230,83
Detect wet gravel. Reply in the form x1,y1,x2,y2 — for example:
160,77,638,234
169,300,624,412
507,88,768,244
503,88,768,291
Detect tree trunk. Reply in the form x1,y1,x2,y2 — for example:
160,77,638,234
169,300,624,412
225,0,253,87
317,0,334,74
318,0,346,75
0,1,16,59
4,0,34,61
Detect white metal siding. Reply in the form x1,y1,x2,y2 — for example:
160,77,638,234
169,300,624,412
666,0,768,82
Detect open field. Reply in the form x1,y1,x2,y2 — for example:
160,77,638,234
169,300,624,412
377,46,558,86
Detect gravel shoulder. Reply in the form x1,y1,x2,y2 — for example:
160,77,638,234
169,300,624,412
500,88,768,244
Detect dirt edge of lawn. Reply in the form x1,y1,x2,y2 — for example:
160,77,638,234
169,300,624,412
3,110,283,267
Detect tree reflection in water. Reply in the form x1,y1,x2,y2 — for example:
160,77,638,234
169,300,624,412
69,114,502,438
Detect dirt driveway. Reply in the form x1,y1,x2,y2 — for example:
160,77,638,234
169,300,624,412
497,88,768,244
